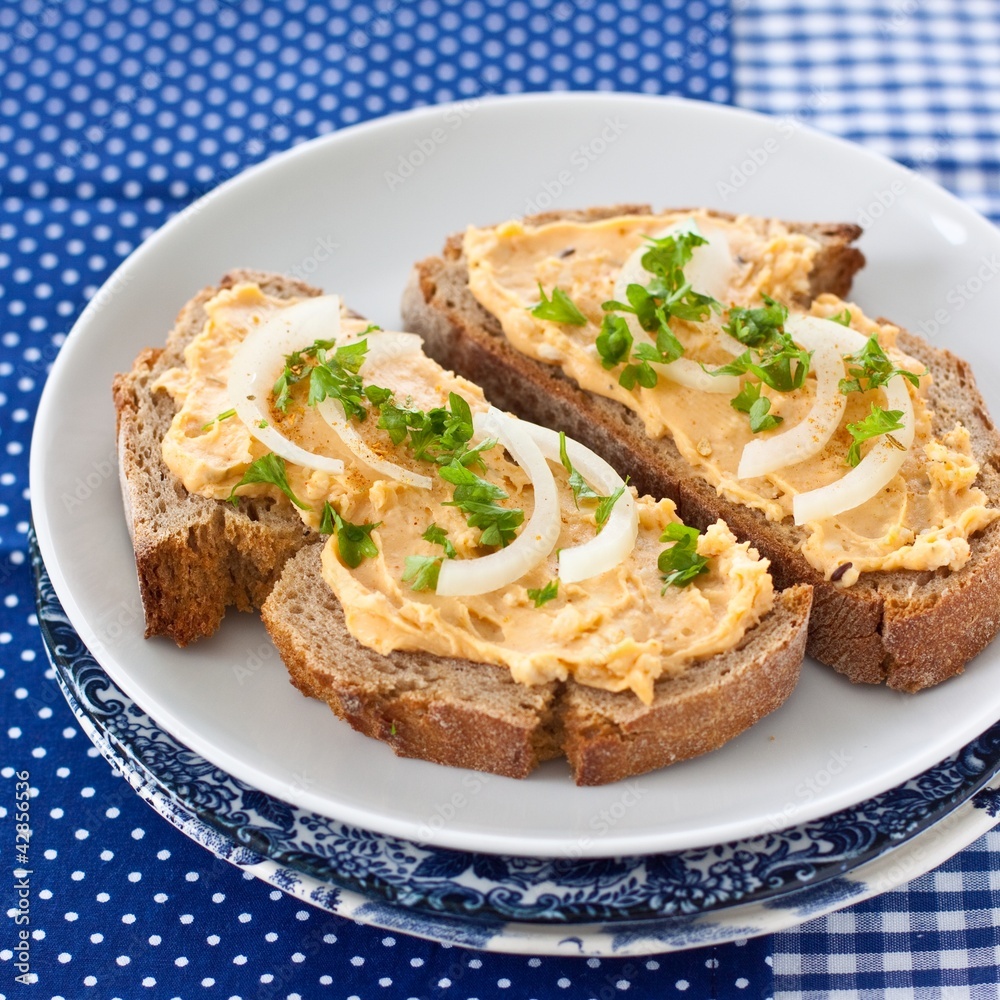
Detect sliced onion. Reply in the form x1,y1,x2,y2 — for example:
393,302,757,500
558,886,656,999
316,331,433,490
614,217,738,394
522,421,638,583
793,372,915,525
736,317,860,479
227,294,345,474
435,408,560,597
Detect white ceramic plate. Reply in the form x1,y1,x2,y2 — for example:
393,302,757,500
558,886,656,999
30,92,1000,858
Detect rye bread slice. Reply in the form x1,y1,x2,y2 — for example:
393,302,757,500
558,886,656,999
113,269,322,645
262,544,811,784
401,206,1000,692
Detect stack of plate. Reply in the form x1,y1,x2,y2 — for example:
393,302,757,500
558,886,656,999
29,95,1000,956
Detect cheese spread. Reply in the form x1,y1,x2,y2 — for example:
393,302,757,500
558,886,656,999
153,282,775,703
463,212,999,586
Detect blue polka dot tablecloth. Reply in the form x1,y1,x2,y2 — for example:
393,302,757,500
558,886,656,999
5,1,1000,998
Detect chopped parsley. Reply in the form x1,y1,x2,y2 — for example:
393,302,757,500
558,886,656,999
530,284,587,326
658,522,710,591
402,554,442,592
723,294,787,349
595,478,629,532
227,453,310,510
830,308,852,327
711,336,811,394
846,404,906,466
378,392,484,468
595,314,633,370
731,381,783,433
558,431,600,505
526,579,559,607
439,459,524,548
422,523,456,559
202,408,236,431
273,330,390,418
839,336,925,396
319,501,380,568
597,230,719,390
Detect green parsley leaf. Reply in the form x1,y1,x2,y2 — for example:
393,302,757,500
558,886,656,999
202,408,236,431
723,295,788,348
658,522,710,590
227,453,310,510
595,314,633,370
318,499,337,535
378,392,480,467
830,308,852,327
731,381,783,433
439,460,524,548
846,404,905,466
318,501,380,568
530,284,588,326
597,231,720,389
748,396,782,433
422,523,457,559
273,334,389,421
402,554,442,592
558,431,600,506
595,478,629,532
839,336,925,396
526,579,559,607
709,334,811,393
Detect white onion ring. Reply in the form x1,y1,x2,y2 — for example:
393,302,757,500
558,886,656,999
227,294,346,475
435,408,560,598
614,218,738,394
523,421,638,584
316,331,433,490
736,316,860,479
793,371,915,525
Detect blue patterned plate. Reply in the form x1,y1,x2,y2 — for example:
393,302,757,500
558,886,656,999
31,528,1000,934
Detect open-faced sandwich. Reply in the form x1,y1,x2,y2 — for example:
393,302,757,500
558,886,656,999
402,205,1000,691
114,269,812,784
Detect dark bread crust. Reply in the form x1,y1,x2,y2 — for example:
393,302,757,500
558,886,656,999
262,545,811,784
401,207,1000,692
113,270,322,645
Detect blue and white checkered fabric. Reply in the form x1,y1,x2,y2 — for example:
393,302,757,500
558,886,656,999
774,828,1000,999
734,0,1000,224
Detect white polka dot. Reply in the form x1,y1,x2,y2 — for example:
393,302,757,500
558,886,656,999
206,935,220,946
116,955,130,966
